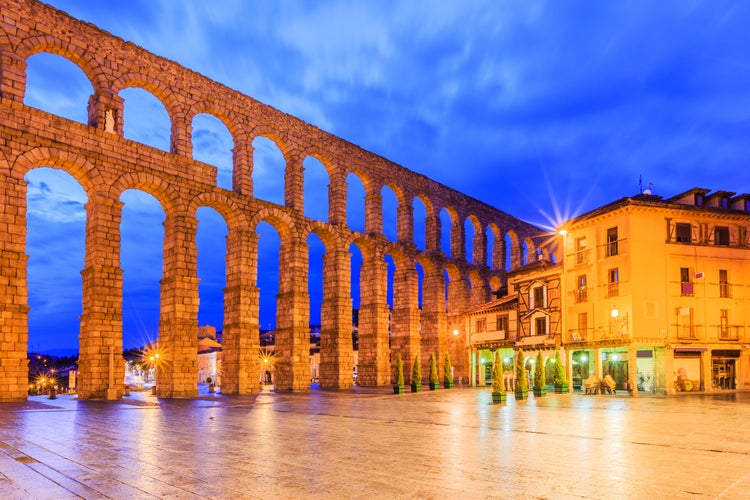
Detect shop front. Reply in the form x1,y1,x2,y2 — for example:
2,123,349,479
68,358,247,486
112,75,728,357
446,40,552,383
673,347,705,392
711,349,739,390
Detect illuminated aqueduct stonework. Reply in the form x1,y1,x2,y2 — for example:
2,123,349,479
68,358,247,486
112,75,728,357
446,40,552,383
0,0,545,401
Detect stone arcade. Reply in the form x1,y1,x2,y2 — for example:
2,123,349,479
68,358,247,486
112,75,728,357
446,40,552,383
0,0,544,401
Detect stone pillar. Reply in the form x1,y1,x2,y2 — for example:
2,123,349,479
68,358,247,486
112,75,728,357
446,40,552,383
391,264,420,384
364,190,383,236
447,276,470,381
320,249,354,389
357,251,391,386
473,229,487,268
421,268,447,381
662,346,675,395
284,153,304,212
470,275,489,309
425,213,441,253
232,141,253,195
221,229,260,394
628,346,639,397
0,52,26,103
511,244,523,270
0,175,30,401
495,233,506,272
87,91,123,135
157,213,199,398
451,217,465,262
700,350,711,392
274,238,310,391
169,115,192,158
328,175,347,226
78,194,125,400
397,203,414,245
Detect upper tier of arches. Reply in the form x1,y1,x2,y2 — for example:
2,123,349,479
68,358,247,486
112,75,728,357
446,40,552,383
0,0,550,281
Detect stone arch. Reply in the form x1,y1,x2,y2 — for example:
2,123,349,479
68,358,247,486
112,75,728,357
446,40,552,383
464,213,482,264
299,148,337,179
444,261,462,284
439,205,459,257
248,206,298,242
187,102,243,147
247,125,293,158
11,147,103,195
489,274,503,291
188,191,248,233
505,229,520,271
112,72,185,141
305,220,341,253
109,171,181,217
487,222,501,270
16,35,107,91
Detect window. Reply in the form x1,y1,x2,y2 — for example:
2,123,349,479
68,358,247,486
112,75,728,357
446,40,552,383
714,226,730,246
476,318,486,333
534,316,547,336
575,237,587,264
607,268,619,297
694,193,704,206
676,223,691,243
576,274,587,303
532,285,546,309
496,314,509,335
677,306,694,338
719,309,729,339
577,312,588,335
719,269,730,298
680,267,693,296
606,227,618,256
720,197,729,209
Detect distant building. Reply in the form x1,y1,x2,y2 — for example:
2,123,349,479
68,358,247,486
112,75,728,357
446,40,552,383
197,325,221,385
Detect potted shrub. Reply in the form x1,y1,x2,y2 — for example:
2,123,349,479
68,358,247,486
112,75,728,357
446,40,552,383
533,351,546,397
491,350,507,404
552,351,569,393
411,355,422,392
514,348,529,400
443,352,454,389
428,353,440,390
393,354,405,394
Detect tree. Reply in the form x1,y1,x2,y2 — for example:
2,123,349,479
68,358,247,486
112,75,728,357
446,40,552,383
514,348,528,396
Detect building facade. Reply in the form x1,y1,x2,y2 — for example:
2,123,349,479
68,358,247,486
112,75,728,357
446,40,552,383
560,188,750,395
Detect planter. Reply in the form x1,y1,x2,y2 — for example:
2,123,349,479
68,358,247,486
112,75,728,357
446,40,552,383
554,383,569,394
429,382,440,391
393,385,405,394
444,380,454,389
533,386,547,397
514,389,529,400
411,383,422,393
492,391,507,404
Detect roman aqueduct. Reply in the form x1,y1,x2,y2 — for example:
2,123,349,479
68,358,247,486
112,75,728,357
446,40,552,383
0,0,545,401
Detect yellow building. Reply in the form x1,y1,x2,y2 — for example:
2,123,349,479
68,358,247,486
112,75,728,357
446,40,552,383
559,188,750,395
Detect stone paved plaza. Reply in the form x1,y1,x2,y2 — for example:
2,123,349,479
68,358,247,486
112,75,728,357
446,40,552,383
1,387,749,499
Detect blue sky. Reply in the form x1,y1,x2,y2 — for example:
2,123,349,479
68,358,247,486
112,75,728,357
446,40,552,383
20,0,750,353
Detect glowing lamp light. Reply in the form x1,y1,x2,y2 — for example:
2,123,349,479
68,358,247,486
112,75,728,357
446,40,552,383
581,355,588,362
558,229,568,236
611,306,619,318
453,329,459,336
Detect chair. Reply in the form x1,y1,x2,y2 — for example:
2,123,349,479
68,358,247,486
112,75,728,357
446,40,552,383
584,375,599,395
601,374,616,395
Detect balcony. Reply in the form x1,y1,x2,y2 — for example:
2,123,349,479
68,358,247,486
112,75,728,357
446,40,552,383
680,282,694,296
718,325,742,341
573,287,588,303
676,324,701,340
606,282,619,297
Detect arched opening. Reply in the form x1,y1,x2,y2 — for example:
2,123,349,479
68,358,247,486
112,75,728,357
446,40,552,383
24,52,91,124
307,232,325,384
346,172,366,233
303,157,329,222
192,113,233,191
412,197,427,251
486,225,496,269
349,243,363,364
119,87,171,152
522,239,530,265
385,254,396,311
256,221,280,334
120,189,165,351
382,185,398,242
464,217,475,264
25,168,86,393
252,136,286,206
196,207,227,388
440,208,453,257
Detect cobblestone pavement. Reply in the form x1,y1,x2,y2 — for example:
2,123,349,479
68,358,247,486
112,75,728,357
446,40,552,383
1,386,749,499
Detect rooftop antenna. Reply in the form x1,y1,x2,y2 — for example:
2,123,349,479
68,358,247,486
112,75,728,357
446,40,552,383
639,175,643,193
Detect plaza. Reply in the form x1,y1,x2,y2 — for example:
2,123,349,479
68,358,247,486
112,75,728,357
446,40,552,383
1,387,749,499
